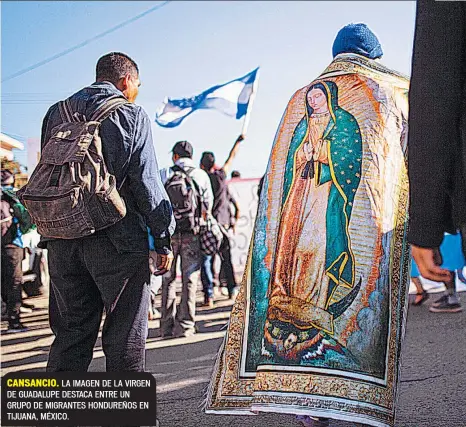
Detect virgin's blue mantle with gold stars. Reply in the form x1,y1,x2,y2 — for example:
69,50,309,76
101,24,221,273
282,81,362,292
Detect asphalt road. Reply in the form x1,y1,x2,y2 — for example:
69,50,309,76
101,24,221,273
2,291,466,427
144,295,466,427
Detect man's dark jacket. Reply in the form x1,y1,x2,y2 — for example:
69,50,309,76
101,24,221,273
39,81,175,254
408,0,466,248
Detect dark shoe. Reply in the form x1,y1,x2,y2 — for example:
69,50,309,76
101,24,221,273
203,298,214,308
431,294,448,308
22,302,35,310
160,329,174,339
429,296,462,313
412,291,429,306
6,323,28,334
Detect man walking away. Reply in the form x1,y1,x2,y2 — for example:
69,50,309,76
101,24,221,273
160,141,214,335
34,52,175,371
200,134,243,299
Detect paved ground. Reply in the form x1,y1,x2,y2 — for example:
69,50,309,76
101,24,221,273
2,287,466,427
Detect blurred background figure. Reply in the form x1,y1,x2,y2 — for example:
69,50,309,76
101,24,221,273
1,169,34,333
200,134,243,300
214,187,241,296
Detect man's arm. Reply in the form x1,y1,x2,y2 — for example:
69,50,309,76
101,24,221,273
222,134,244,175
408,0,465,248
127,107,175,255
408,0,465,282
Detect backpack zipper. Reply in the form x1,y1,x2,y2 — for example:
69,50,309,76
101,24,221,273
21,191,76,202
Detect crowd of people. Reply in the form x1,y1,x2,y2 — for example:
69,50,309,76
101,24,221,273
1,1,466,425
157,137,242,338
1,53,246,344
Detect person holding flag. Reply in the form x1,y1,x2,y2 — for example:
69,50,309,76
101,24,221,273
200,134,243,300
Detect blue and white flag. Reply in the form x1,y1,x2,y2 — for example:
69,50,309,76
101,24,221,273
155,67,259,128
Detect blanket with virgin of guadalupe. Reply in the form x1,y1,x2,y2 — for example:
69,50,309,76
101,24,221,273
205,53,410,427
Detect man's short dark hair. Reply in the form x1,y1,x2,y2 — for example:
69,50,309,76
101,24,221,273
200,152,215,170
96,52,139,84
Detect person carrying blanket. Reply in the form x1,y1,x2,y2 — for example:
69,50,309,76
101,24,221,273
205,23,410,427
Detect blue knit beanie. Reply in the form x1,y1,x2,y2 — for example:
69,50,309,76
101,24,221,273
332,23,383,59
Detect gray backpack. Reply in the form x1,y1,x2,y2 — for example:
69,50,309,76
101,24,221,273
18,96,128,239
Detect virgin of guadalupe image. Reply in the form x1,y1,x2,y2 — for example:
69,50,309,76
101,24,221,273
263,80,363,365
205,23,411,427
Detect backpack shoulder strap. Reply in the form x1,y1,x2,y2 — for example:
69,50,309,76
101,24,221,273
171,165,203,198
185,168,201,195
58,100,73,122
167,165,184,181
172,165,207,216
171,165,198,188
58,98,86,123
91,96,128,123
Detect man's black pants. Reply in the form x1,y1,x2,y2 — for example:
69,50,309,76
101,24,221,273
1,246,24,325
46,236,150,372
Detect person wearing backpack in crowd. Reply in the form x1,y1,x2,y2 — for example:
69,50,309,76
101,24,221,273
160,140,214,335
19,52,175,371
1,169,34,333
200,135,243,300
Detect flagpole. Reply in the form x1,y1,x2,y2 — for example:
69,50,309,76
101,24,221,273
241,68,260,136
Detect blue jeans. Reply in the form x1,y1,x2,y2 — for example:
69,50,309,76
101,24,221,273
201,254,214,300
